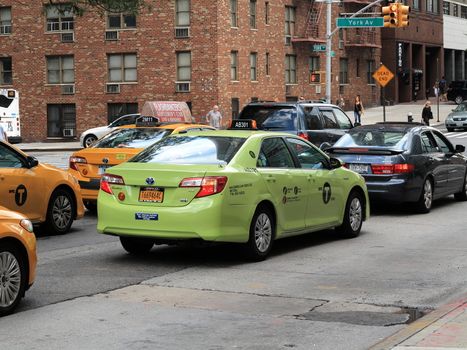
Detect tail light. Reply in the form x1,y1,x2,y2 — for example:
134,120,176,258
179,176,228,198
371,163,414,175
298,132,309,141
100,174,125,194
69,156,87,171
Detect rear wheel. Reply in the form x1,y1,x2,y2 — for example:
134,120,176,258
454,171,467,201
120,237,154,255
0,244,26,316
44,189,75,234
244,207,274,261
415,178,433,213
455,96,463,105
336,191,363,238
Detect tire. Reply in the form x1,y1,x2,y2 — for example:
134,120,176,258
415,178,433,213
336,191,363,238
0,244,27,316
84,201,97,214
44,189,75,234
447,127,454,132
454,171,467,201
455,96,463,105
244,207,275,261
120,237,154,255
83,134,97,148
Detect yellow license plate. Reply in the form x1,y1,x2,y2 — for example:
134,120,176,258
139,187,164,203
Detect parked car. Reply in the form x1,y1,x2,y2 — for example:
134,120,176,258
447,80,467,105
238,101,354,148
445,101,467,131
79,114,141,148
327,122,467,213
0,206,37,316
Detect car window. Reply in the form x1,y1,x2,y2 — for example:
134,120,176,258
0,144,24,168
285,137,328,169
420,132,439,153
431,131,453,153
302,106,322,130
320,109,339,129
333,107,352,129
335,129,410,149
257,138,295,168
239,105,298,130
112,115,136,127
93,128,173,148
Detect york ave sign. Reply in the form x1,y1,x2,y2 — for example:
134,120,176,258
336,17,384,28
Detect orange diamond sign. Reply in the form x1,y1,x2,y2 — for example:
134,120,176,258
372,64,394,87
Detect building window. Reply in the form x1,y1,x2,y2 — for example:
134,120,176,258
367,60,375,84
45,4,74,32
356,59,360,78
177,51,191,81
309,56,320,72
47,104,76,138
285,6,295,45
108,53,137,82
265,2,270,24
339,58,349,84
426,0,438,13
107,103,138,123
285,54,297,84
0,7,11,34
461,5,467,18
453,3,458,16
176,0,190,27
443,1,450,15
265,52,270,76
0,57,12,85
231,98,240,119
231,51,238,81
250,0,257,29
47,56,74,84
107,12,136,29
413,0,420,10
231,0,238,27
250,52,257,81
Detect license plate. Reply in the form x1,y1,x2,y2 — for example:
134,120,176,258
348,163,371,174
139,187,164,203
98,165,110,174
135,212,159,220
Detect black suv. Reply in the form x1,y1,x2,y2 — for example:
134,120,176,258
238,101,354,147
447,81,467,104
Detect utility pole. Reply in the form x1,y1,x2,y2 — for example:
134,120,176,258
436,57,440,122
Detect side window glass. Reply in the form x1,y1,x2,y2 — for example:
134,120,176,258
0,145,24,168
302,106,322,130
432,131,452,153
257,138,295,168
333,107,352,129
420,132,438,153
320,109,339,129
285,137,328,169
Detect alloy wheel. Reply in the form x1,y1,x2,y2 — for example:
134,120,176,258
423,180,433,209
0,252,21,308
349,197,362,232
52,195,73,230
254,213,272,253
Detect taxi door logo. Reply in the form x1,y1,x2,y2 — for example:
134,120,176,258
322,183,331,204
15,184,27,206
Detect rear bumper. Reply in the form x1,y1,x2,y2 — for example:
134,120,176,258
77,179,100,201
365,178,420,203
446,121,467,129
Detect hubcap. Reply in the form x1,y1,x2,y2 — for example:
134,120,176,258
424,180,433,209
85,137,96,147
52,195,72,230
254,213,272,253
0,252,21,308
349,197,362,231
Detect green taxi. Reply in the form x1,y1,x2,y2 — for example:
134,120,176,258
97,127,369,260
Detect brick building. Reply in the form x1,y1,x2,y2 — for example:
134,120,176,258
0,0,382,142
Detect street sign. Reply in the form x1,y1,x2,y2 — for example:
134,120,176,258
372,64,394,87
336,17,384,28
313,44,326,52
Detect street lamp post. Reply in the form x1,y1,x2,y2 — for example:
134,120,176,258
436,57,440,122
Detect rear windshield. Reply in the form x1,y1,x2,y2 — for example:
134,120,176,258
129,136,246,165
240,106,298,130
334,129,410,150
93,128,172,148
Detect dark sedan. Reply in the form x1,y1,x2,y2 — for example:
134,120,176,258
327,122,467,213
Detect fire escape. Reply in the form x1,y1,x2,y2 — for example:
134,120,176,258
291,0,326,44
342,0,381,49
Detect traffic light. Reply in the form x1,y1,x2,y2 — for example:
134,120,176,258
382,2,398,27
310,72,321,83
398,4,410,27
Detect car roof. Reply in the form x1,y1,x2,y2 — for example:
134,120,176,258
352,122,426,133
244,102,337,108
167,129,297,139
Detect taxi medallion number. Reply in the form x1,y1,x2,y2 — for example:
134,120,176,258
139,187,164,203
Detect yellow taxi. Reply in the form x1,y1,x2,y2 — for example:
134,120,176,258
0,206,37,316
69,116,214,211
0,141,85,234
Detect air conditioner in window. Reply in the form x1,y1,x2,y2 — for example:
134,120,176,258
315,85,322,94
63,128,75,137
61,84,75,95
175,27,190,38
175,82,190,92
61,32,74,43
106,83,120,93
105,30,119,41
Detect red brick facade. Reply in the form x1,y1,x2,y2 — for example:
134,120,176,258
0,0,382,142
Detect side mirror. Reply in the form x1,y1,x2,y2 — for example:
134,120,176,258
319,142,332,151
329,157,343,169
455,144,465,153
26,156,39,168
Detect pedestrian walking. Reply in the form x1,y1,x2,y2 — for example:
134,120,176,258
422,100,433,126
439,76,447,102
353,95,364,124
336,96,345,110
206,105,223,129
0,119,8,142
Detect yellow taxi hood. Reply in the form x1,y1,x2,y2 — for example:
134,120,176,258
71,147,141,165
0,207,26,220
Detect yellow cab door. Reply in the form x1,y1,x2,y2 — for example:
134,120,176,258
0,143,43,221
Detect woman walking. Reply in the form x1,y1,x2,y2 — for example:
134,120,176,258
353,95,364,124
422,101,433,126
